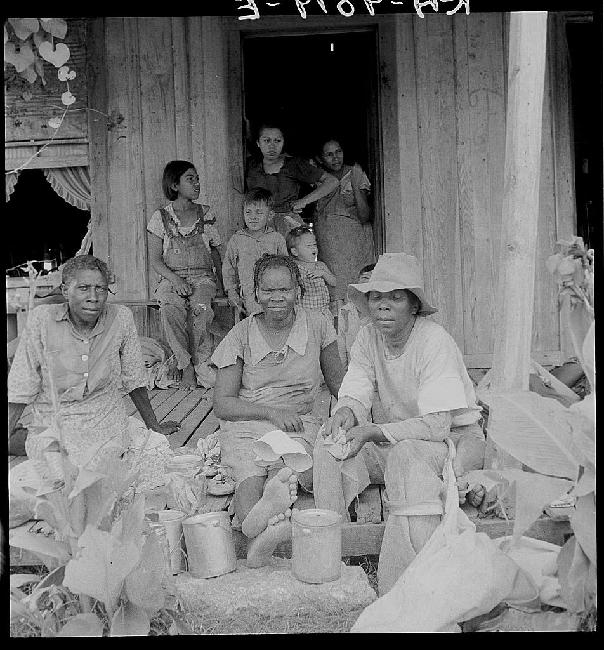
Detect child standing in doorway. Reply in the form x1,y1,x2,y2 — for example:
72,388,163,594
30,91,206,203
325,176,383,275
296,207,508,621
286,225,336,321
222,188,288,316
147,160,224,389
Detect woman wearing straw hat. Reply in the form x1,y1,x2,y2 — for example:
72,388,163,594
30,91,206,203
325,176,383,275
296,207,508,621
313,252,486,595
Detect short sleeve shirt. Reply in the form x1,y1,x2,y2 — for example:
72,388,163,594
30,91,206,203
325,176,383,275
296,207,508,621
147,202,222,255
246,155,324,213
337,317,481,428
211,307,336,414
8,303,147,439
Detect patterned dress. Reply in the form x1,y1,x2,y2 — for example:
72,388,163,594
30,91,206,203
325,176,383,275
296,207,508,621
8,303,148,467
314,165,375,302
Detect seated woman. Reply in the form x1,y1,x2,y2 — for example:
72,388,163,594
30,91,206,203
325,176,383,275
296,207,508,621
8,255,179,478
212,254,343,567
246,123,339,238
313,253,486,596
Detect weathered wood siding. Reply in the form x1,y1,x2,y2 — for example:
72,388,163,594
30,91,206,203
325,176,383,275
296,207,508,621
88,16,232,318
89,14,575,365
382,13,575,366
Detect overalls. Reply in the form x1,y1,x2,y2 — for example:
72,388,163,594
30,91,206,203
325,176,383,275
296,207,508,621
155,206,217,370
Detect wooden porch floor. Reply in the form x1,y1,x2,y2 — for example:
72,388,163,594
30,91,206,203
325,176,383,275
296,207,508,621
123,386,219,451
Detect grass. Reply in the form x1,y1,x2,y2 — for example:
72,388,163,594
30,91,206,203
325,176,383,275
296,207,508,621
11,556,380,636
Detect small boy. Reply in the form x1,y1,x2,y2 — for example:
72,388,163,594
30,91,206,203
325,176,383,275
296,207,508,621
286,225,336,320
222,188,288,315
337,263,374,370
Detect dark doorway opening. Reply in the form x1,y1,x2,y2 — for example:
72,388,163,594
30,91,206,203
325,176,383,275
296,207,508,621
566,20,602,251
5,169,89,274
242,29,381,248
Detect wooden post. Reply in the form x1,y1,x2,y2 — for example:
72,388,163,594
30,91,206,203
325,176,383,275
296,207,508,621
490,12,548,392
484,12,548,468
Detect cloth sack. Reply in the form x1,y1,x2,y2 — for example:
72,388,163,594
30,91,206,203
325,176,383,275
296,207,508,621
351,439,538,633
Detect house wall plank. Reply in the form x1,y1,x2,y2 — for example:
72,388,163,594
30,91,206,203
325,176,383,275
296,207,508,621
88,17,110,263
414,15,464,348
381,15,423,261
549,14,577,362
454,13,506,356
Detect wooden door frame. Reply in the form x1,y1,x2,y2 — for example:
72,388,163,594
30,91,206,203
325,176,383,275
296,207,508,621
223,15,388,253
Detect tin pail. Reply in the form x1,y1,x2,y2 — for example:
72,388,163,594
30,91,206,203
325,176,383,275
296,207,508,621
147,522,171,576
292,508,342,584
182,511,237,579
157,510,186,574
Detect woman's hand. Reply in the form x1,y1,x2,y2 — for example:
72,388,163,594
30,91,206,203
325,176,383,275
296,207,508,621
290,200,305,215
343,424,381,459
325,406,356,438
350,163,364,190
172,276,192,297
152,420,180,436
266,408,304,433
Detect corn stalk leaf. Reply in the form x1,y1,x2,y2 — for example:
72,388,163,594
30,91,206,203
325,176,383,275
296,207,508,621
9,529,71,563
487,392,579,478
10,597,31,621
110,601,150,637
124,530,166,612
557,536,594,614
57,613,104,637
35,564,66,591
10,573,42,588
496,469,572,546
63,525,140,613
570,493,596,566
68,469,106,500
113,492,145,548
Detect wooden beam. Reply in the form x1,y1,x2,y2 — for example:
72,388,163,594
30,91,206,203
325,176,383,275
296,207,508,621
489,12,549,393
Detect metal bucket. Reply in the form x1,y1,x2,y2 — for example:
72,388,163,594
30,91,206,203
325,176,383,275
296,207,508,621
157,510,186,574
147,522,171,576
292,508,342,584
182,511,237,579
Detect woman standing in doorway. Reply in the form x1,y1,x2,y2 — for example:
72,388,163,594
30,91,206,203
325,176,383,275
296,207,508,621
314,138,375,309
246,123,339,238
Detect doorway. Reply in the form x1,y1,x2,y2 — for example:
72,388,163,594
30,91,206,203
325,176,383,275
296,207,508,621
241,29,383,251
566,19,601,251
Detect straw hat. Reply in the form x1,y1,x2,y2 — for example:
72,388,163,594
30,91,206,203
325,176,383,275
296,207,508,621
348,253,438,317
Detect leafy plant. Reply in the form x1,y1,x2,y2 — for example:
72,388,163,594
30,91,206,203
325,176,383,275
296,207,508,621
5,18,69,87
470,237,595,618
9,356,188,636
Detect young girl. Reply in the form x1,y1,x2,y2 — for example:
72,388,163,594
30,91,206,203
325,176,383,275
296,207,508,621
147,161,224,388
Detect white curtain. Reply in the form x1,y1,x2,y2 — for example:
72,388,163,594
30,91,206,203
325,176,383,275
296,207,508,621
43,166,91,211
5,171,20,202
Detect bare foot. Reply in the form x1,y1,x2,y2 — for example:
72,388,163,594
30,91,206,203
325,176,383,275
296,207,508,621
246,512,292,568
241,467,298,539
180,364,197,390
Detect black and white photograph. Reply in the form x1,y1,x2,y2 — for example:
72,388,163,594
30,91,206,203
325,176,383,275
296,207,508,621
5,2,598,635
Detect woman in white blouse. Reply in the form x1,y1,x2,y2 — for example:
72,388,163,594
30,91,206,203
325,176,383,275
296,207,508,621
313,253,486,595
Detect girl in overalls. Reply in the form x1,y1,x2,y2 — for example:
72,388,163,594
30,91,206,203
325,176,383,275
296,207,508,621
147,161,224,388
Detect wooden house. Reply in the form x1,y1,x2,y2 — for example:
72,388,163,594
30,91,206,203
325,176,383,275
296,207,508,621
6,12,596,368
